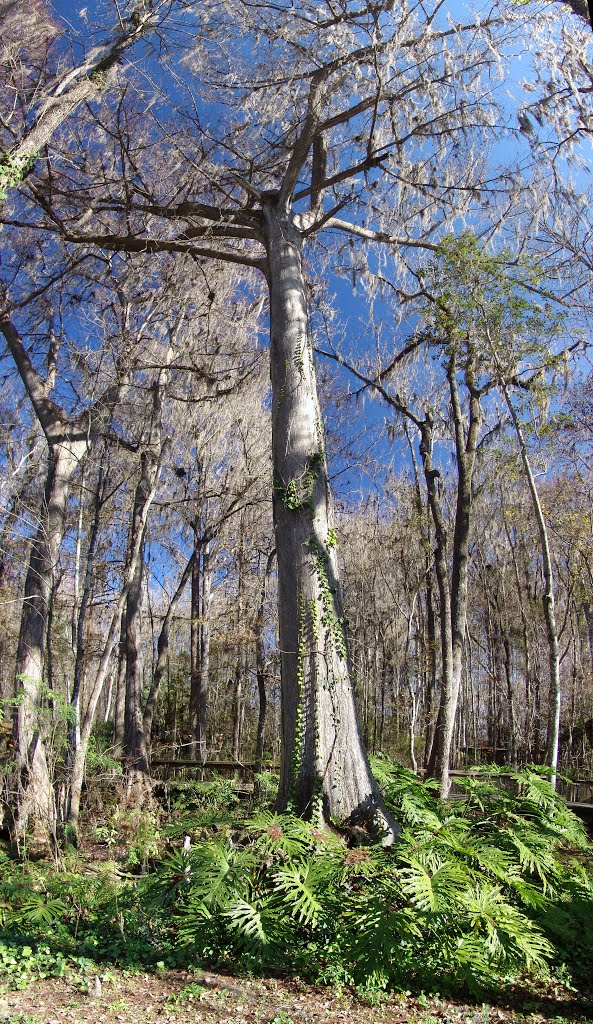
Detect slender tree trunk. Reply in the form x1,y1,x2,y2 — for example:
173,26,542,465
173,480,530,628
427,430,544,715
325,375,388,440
66,447,163,836
189,534,211,762
61,463,105,828
124,448,159,800
143,549,197,744
232,516,247,762
255,551,275,774
425,355,481,797
113,617,127,755
493,363,561,787
264,198,397,840
70,465,86,655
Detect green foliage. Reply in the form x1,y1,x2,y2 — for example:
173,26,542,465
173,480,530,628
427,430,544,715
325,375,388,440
0,154,33,201
161,761,592,993
421,234,571,435
85,737,123,777
0,762,591,1000
167,980,205,1004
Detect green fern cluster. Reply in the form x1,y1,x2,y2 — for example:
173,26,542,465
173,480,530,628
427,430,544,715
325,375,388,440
0,854,166,973
154,765,592,994
2,763,591,998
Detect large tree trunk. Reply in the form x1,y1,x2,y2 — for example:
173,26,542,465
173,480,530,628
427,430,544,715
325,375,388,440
264,198,397,841
10,439,86,846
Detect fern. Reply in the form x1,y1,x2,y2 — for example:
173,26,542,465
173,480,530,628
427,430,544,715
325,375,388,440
273,863,324,926
399,855,469,913
244,811,326,860
223,897,273,949
462,884,554,968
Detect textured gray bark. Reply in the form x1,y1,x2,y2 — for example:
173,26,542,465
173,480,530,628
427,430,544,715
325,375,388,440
264,198,397,839
10,440,86,844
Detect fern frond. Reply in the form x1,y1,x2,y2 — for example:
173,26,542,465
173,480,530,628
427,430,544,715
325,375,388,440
244,811,318,859
399,856,469,912
223,896,272,949
273,863,323,926
463,884,553,968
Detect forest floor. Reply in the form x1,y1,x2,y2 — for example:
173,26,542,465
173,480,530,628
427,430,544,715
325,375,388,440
1,967,593,1024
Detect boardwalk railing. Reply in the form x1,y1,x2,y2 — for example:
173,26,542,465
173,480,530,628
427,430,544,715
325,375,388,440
150,759,277,782
148,760,593,817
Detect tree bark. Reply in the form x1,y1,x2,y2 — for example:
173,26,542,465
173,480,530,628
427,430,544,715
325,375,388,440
425,353,481,796
123,379,167,800
189,535,211,762
9,439,86,846
61,462,105,829
264,197,397,840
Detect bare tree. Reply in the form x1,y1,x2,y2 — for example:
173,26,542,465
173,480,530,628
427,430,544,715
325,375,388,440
0,0,172,201
0,302,130,845
4,0,591,835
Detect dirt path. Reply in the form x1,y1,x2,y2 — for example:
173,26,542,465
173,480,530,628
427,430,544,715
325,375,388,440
2,969,593,1024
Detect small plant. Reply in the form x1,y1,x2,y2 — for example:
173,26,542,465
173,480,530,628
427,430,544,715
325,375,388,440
167,981,205,1004
109,998,129,1012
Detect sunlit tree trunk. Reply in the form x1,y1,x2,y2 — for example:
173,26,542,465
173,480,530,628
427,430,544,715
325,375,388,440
10,439,86,846
189,531,211,762
264,198,397,840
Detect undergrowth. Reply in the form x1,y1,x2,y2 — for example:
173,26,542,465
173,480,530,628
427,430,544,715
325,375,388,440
1,762,592,1001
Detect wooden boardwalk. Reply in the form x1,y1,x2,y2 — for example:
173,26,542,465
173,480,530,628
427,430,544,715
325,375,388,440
149,759,593,818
